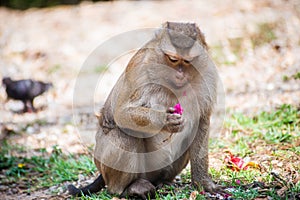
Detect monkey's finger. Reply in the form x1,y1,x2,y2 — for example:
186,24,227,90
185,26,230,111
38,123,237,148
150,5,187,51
179,118,185,125
167,107,175,113
176,124,184,132
174,118,184,125
167,117,183,125
208,185,230,197
173,113,181,118
167,113,181,120
168,124,184,133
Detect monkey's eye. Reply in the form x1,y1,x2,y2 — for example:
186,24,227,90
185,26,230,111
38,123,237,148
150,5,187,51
183,60,190,65
166,55,179,63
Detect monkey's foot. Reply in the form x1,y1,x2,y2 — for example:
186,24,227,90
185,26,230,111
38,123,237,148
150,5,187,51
156,181,173,189
122,179,155,200
193,179,228,196
200,179,229,196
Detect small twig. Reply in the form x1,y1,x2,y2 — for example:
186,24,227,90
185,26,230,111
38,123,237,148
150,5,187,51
271,172,289,188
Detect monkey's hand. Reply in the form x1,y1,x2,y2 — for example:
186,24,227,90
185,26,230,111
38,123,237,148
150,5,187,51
163,107,184,133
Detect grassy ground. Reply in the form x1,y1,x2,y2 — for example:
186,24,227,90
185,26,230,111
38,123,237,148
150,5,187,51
1,104,299,199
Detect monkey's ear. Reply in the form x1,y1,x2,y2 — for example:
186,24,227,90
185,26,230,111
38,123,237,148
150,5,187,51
161,22,169,29
195,26,208,49
154,28,163,38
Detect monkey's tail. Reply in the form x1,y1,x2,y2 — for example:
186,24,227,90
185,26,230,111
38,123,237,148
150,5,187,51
67,174,105,196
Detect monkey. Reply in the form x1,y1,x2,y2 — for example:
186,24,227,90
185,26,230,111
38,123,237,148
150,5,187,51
68,22,223,199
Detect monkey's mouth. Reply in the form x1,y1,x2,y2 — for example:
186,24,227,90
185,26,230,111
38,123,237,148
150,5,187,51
173,77,187,88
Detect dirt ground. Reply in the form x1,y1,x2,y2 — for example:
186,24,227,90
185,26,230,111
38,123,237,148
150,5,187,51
0,0,299,199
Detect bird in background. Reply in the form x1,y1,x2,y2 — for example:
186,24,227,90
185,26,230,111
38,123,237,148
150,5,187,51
2,77,53,113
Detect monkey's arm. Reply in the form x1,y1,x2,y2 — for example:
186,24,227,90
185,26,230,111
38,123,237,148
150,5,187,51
111,71,183,134
114,105,183,135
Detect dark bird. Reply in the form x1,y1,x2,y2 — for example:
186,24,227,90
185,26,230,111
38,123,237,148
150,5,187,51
2,77,53,113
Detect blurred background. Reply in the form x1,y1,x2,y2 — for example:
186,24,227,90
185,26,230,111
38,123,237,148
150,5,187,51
0,0,108,10
0,0,299,199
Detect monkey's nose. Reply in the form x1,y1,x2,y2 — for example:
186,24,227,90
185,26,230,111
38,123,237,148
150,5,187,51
177,66,183,72
176,71,184,80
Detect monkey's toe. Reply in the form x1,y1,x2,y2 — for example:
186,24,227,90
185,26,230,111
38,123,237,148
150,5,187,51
123,179,155,200
202,181,229,196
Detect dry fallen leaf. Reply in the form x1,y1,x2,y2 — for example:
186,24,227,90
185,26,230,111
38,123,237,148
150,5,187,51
277,186,288,197
189,191,199,200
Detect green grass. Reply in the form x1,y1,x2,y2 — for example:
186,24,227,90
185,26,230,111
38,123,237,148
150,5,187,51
293,72,300,79
1,104,299,199
71,190,113,200
209,166,300,199
210,37,246,66
283,71,300,81
0,143,96,191
211,22,279,67
211,42,240,66
211,44,229,66
47,64,61,74
250,22,278,48
209,104,300,199
225,104,299,145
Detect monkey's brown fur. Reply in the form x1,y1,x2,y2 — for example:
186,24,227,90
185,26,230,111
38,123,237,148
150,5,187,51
68,22,222,199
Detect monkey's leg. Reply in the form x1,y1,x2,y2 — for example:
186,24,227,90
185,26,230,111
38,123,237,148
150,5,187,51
67,174,105,197
190,117,222,193
121,178,155,200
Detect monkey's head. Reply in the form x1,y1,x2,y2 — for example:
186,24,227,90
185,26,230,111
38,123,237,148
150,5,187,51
153,22,208,89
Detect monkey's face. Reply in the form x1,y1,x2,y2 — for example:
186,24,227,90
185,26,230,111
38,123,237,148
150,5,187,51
164,52,196,88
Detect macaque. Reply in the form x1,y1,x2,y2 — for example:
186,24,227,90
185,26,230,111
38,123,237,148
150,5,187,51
68,22,222,199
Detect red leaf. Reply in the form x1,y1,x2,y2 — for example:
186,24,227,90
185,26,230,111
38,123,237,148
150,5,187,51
224,150,260,171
